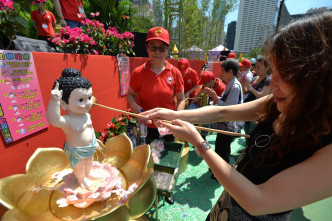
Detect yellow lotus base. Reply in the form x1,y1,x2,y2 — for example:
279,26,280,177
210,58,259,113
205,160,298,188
0,133,156,221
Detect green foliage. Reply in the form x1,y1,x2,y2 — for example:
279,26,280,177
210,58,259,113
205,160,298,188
0,1,28,49
177,0,238,52
96,112,139,143
131,6,155,33
130,16,154,33
85,0,134,33
152,0,163,26
246,47,262,59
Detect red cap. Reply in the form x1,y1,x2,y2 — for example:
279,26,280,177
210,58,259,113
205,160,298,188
239,59,251,67
146,27,169,45
199,71,215,85
227,52,236,59
178,58,190,74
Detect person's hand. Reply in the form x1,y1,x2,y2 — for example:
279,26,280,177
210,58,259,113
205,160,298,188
50,82,63,101
59,18,67,27
155,119,203,146
239,75,245,84
143,108,177,125
185,92,190,98
130,103,143,114
204,87,217,100
244,77,250,89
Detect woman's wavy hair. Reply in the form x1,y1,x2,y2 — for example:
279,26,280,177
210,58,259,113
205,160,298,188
258,12,332,164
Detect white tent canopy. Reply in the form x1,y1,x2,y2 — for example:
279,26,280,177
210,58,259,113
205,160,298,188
208,44,228,52
183,45,204,52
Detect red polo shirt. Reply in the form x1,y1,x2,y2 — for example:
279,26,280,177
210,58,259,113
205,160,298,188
31,10,56,37
213,78,226,96
60,0,84,23
130,60,184,128
182,68,199,98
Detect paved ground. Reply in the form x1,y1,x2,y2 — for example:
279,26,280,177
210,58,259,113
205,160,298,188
145,132,332,221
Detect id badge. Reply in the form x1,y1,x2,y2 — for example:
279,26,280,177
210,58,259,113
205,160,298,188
42,24,48,29
78,6,85,14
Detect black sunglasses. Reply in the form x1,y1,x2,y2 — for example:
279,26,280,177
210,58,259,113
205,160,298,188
147,46,168,52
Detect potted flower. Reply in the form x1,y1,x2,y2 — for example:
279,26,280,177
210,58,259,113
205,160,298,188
51,12,135,56
0,0,28,49
96,109,139,144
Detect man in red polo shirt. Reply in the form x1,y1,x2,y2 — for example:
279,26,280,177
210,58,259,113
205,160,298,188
53,0,85,28
31,0,56,41
127,27,185,141
178,58,200,99
190,71,226,105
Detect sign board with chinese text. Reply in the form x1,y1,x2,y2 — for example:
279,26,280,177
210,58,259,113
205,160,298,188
0,50,49,144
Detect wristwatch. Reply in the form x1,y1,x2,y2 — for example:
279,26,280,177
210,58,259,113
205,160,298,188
194,140,211,157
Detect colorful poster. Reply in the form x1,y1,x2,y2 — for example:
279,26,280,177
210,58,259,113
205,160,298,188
0,50,49,144
117,54,130,96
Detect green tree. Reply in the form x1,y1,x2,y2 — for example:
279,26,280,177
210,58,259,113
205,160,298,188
182,0,200,49
166,0,237,55
247,47,262,59
198,0,211,50
131,13,155,32
152,0,163,27
130,1,155,33
207,0,237,49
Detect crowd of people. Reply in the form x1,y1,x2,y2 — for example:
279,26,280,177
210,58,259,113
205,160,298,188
25,3,332,219
129,11,332,221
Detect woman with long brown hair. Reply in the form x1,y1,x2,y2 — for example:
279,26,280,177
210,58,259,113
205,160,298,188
144,12,332,220
242,57,272,102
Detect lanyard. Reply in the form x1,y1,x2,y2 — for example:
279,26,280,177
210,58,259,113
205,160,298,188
78,0,83,7
39,10,46,23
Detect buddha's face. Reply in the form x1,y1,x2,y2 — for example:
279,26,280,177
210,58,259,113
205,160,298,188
66,87,93,114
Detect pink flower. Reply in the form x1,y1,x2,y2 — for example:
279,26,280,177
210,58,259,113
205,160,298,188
95,12,100,16
122,31,134,39
0,0,14,10
99,130,108,143
106,122,116,129
82,34,90,43
108,27,118,34
90,12,95,18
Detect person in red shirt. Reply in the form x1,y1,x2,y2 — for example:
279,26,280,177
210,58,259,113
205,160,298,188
127,27,185,141
178,58,200,99
190,71,226,106
53,0,85,28
31,0,56,41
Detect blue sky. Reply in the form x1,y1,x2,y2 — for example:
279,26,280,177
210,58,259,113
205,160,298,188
224,0,332,32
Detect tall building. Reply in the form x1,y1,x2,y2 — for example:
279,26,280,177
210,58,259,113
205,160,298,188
234,0,281,53
225,21,236,50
